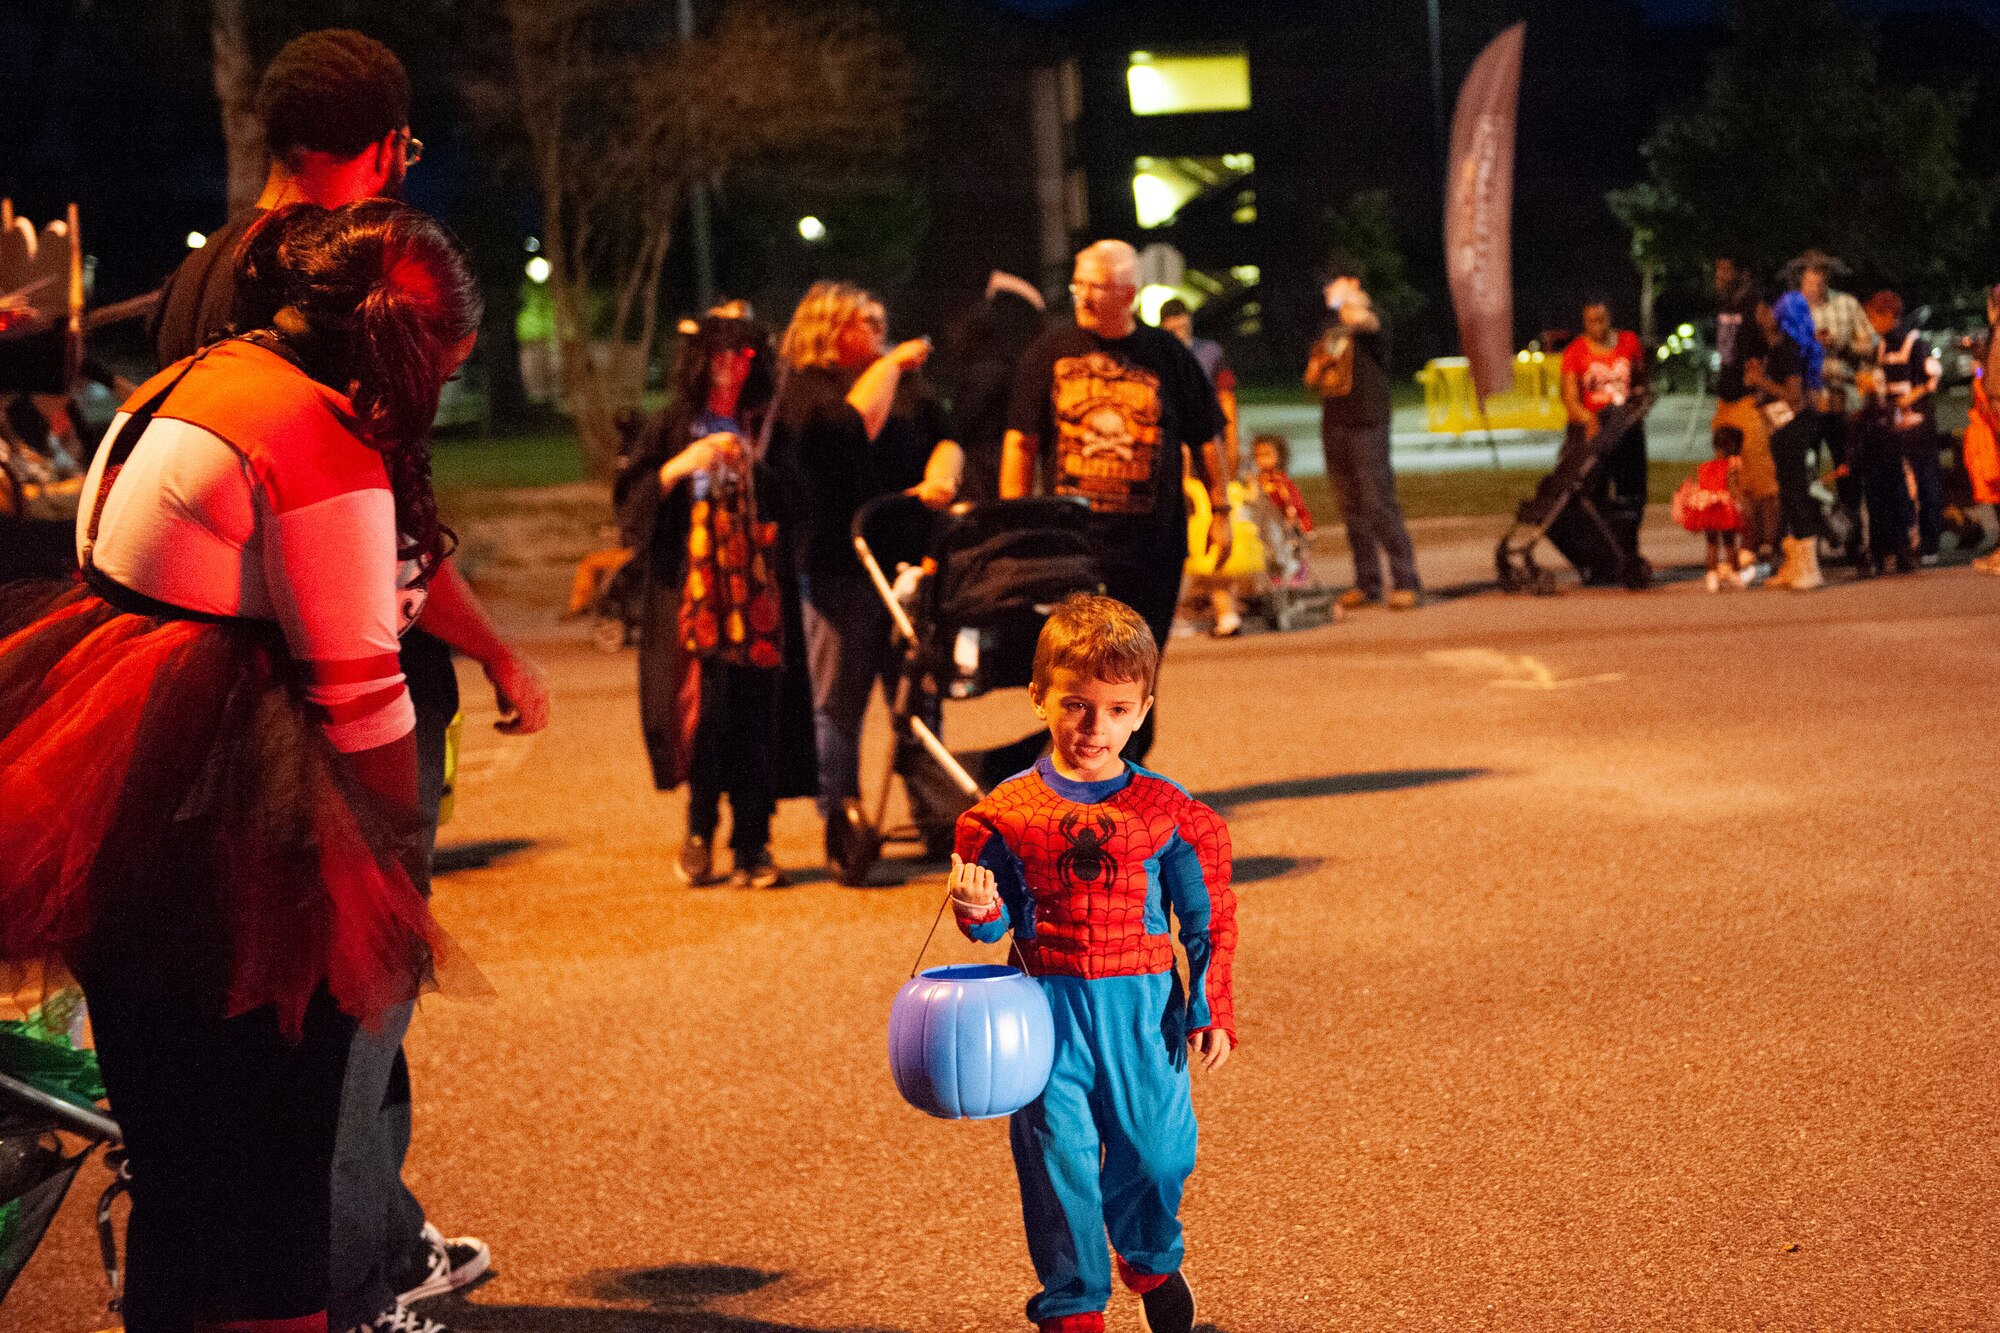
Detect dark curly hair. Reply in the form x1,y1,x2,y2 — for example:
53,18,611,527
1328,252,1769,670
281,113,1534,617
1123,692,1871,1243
257,29,410,161
236,200,481,580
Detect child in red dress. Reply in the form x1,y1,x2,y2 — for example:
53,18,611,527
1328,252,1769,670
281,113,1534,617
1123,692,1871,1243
1676,423,1749,591
1251,433,1314,589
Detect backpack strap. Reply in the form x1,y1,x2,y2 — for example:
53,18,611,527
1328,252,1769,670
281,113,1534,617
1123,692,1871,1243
78,351,207,570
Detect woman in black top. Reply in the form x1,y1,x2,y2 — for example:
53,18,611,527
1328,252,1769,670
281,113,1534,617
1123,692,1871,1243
773,282,965,879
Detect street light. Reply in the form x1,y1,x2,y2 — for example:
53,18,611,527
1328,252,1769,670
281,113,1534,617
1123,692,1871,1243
525,256,551,284
186,231,206,250
798,215,827,242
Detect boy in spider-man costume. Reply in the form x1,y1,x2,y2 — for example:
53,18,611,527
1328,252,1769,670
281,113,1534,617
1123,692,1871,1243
950,593,1237,1333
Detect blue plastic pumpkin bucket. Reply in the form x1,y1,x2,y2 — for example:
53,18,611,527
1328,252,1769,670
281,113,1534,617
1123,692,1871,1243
888,964,1055,1120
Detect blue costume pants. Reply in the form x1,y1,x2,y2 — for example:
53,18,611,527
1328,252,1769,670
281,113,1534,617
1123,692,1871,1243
1009,972,1198,1324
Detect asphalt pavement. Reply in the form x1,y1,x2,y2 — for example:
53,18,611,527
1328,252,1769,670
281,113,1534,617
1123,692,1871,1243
14,517,2000,1332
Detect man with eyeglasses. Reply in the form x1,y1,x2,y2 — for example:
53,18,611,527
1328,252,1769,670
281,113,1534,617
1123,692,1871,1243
1001,239,1231,764
150,29,522,1333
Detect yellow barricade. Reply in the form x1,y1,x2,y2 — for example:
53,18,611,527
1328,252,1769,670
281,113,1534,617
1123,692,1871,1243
1414,353,1566,434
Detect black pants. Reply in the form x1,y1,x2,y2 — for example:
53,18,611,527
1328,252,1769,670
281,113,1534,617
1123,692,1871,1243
1816,410,1865,558
1091,535,1182,767
1858,433,1915,561
1771,417,1820,541
1321,419,1420,597
79,964,353,1332
1904,430,1944,556
688,658,780,857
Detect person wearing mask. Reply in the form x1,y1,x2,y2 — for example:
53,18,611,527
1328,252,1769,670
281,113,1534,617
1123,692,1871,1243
775,282,965,879
615,315,814,889
1307,264,1420,610
148,31,537,1333
999,239,1231,764
1788,250,1877,565
0,199,475,1333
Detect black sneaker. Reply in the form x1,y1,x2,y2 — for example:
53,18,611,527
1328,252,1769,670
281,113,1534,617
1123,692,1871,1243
1137,1270,1196,1333
347,1306,450,1333
728,849,789,889
395,1221,491,1304
676,835,715,887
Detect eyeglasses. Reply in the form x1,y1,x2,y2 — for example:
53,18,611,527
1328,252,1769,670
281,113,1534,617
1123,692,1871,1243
401,131,424,167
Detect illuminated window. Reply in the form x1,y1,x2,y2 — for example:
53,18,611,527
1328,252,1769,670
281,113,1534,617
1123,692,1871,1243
1127,50,1251,116
1131,154,1255,229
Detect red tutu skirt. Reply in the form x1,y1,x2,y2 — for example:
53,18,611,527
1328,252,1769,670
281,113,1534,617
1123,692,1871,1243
0,580,460,1036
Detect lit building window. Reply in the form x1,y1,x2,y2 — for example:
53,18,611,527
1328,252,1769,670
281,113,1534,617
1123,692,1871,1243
1126,50,1251,116
1130,154,1255,230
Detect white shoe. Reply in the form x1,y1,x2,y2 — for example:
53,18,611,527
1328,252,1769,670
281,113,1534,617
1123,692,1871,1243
1211,610,1242,637
1705,570,1722,592
396,1222,491,1304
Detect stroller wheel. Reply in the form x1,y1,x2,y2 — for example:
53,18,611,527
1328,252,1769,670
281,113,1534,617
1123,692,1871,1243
830,797,882,886
591,615,628,653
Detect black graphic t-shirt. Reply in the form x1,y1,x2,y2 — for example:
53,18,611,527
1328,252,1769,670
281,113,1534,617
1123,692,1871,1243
1715,293,1769,403
1006,322,1222,547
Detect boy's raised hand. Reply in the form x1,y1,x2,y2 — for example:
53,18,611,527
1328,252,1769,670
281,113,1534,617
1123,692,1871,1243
948,853,997,908
1192,1028,1233,1072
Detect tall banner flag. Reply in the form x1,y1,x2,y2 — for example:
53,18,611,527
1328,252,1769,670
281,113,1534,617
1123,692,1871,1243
1445,21,1525,404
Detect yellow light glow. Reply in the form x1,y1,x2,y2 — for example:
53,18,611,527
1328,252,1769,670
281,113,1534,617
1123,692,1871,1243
1677,323,1696,339
1126,51,1251,116
186,231,207,250
525,256,551,284
1229,265,1260,286
1132,173,1183,229
797,215,827,242
1139,285,1182,325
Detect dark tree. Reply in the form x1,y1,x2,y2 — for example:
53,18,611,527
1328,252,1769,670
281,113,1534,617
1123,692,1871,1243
1609,0,1994,302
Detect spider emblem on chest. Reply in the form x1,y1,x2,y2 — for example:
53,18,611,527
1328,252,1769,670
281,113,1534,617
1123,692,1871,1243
1054,810,1117,889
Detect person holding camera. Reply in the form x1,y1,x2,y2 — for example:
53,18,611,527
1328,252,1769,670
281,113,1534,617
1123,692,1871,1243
1306,266,1420,610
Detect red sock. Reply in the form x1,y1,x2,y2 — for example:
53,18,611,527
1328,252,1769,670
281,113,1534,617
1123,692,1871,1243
195,1316,327,1333
1116,1253,1172,1295
1038,1314,1106,1333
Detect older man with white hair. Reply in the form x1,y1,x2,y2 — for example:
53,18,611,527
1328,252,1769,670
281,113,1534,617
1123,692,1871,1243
1000,239,1230,765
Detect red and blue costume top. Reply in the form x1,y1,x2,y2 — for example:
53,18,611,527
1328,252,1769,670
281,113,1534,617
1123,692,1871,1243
952,757,1237,1041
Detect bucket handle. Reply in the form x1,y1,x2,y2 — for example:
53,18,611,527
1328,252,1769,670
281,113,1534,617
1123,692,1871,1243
909,880,1026,979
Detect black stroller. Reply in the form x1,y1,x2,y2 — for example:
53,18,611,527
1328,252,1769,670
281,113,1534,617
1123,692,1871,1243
828,494,1105,885
0,1006,129,1314
1496,390,1655,593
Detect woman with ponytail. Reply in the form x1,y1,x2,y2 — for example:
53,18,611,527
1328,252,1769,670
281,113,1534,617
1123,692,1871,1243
0,199,481,1333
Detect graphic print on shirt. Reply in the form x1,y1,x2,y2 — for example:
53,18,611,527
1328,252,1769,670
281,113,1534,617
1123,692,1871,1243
1578,349,1632,409
1055,809,1116,889
1050,350,1163,514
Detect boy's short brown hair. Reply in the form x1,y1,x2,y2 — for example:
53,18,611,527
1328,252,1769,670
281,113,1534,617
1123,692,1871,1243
1031,593,1160,696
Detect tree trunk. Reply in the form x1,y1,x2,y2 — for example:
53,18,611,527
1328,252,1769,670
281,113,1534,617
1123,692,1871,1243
210,0,265,218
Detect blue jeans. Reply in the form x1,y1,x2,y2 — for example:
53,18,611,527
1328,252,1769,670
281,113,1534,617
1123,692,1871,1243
1321,420,1420,597
328,635,451,1326
800,571,959,838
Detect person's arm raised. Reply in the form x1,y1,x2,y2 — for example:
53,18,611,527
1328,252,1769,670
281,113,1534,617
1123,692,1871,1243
846,339,931,441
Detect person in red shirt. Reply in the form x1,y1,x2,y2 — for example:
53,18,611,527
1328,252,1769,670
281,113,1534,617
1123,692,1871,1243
1559,298,1649,515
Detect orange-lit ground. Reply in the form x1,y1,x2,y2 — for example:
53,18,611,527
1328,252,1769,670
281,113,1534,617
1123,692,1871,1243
15,517,2000,1331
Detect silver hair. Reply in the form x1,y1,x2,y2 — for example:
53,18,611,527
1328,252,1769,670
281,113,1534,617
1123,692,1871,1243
1073,239,1139,288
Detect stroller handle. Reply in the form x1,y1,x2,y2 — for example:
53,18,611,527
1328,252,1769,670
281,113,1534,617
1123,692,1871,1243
0,1068,121,1143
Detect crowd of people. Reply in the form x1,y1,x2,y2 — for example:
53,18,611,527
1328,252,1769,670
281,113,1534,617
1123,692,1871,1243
1679,251,1995,591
